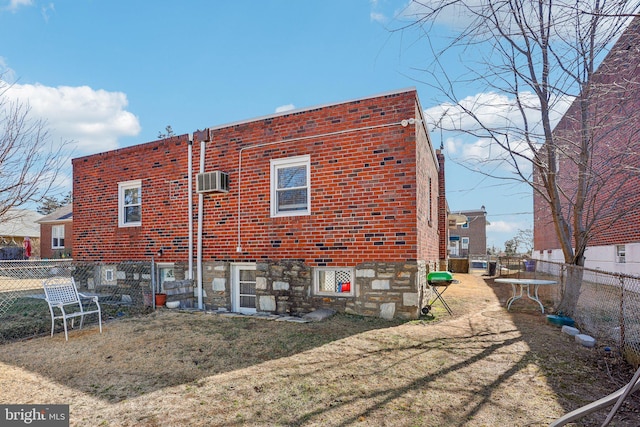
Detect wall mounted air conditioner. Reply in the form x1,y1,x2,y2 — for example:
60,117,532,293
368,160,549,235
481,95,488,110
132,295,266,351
196,171,229,193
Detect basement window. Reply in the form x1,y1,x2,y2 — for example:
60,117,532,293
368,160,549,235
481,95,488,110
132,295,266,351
616,245,626,264
314,267,354,296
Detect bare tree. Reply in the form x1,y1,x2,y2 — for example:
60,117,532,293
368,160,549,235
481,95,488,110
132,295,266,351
0,78,71,222
395,1,640,314
157,125,175,139
37,191,72,215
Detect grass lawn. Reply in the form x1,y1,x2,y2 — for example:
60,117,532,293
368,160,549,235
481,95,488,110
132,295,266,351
0,274,639,426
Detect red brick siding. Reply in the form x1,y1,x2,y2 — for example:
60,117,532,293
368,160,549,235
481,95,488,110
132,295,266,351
73,138,190,261
436,151,448,262
534,17,640,252
415,103,440,263
73,90,439,266
39,222,73,259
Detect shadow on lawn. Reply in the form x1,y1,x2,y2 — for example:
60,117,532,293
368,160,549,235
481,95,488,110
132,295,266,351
0,309,405,403
483,276,640,426
1,276,640,426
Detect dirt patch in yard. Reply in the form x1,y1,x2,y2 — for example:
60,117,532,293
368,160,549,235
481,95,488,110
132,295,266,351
0,274,639,426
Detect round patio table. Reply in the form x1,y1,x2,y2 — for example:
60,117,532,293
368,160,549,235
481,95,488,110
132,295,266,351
494,278,557,314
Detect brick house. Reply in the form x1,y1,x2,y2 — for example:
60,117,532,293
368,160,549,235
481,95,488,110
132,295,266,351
533,17,640,275
37,204,73,259
72,88,444,319
448,207,487,258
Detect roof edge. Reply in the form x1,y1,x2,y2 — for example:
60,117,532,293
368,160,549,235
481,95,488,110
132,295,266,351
206,87,418,132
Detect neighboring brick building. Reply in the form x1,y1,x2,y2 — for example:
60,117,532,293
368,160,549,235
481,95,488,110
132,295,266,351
72,88,444,319
448,207,487,258
533,17,640,275
37,204,73,259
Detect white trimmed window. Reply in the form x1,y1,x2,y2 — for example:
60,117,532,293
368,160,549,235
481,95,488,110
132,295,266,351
461,237,469,250
616,245,626,263
270,155,310,217
157,263,175,293
314,267,354,296
118,180,142,227
52,224,65,249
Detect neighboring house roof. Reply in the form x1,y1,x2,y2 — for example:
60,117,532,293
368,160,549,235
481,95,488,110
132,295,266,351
0,209,43,238
37,204,73,224
451,207,487,225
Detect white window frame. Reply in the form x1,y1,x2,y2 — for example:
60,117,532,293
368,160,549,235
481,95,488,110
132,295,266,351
157,262,176,293
461,237,469,250
616,245,626,263
270,155,311,217
118,180,142,227
51,224,65,249
313,267,355,297
461,222,469,229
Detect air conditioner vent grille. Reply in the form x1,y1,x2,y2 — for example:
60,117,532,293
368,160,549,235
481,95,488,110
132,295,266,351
196,171,229,193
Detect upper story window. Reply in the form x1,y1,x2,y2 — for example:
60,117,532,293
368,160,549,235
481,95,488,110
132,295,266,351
118,180,142,227
270,155,311,217
461,222,469,229
52,224,65,249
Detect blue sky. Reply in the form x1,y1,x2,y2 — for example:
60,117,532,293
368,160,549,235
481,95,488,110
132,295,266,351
0,0,535,251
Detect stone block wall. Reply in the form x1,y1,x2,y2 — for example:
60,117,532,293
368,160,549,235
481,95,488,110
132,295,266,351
164,279,195,308
200,259,434,320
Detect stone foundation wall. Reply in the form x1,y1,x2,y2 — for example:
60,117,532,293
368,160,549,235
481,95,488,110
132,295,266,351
200,259,436,320
203,261,230,309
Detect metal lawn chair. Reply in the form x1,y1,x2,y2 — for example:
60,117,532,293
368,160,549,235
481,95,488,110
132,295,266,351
42,277,102,341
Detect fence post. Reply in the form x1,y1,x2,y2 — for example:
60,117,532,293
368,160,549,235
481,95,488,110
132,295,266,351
620,275,625,354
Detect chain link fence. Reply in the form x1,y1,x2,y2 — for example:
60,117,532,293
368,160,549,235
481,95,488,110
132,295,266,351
0,260,155,343
534,260,640,365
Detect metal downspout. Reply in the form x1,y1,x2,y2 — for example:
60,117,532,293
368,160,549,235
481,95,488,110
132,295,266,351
197,138,205,309
187,134,193,280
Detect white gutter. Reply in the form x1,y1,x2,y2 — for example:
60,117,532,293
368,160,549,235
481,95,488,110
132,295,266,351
187,134,193,280
236,119,419,252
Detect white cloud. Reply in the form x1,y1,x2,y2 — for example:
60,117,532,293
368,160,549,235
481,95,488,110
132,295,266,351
370,12,386,23
426,90,573,175
0,57,16,82
275,104,295,114
41,2,54,21
400,0,635,36
3,81,141,154
487,220,518,233
5,0,33,12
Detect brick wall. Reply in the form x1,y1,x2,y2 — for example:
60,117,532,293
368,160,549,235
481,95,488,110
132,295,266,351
436,150,448,267
415,103,441,267
39,222,73,259
72,89,441,318
73,89,438,266
73,137,190,261
452,209,487,257
534,17,640,254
